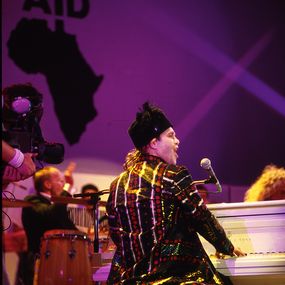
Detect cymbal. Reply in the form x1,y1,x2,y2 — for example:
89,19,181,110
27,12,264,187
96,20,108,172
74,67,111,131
2,199,33,208
51,196,107,207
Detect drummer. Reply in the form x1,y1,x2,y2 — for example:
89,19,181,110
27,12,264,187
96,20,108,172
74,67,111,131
20,166,78,285
81,183,100,212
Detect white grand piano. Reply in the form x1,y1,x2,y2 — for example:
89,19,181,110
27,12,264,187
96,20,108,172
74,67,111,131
93,200,285,284
200,200,285,285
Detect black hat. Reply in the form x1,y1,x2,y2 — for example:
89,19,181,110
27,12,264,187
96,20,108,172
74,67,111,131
128,102,172,149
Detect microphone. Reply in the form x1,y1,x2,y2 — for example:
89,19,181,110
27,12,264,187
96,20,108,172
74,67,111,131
200,158,222,192
73,190,109,198
73,192,101,198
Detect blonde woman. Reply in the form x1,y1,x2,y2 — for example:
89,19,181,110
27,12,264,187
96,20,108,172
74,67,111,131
244,164,285,202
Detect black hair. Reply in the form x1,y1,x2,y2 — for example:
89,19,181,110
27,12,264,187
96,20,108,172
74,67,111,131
81,183,99,194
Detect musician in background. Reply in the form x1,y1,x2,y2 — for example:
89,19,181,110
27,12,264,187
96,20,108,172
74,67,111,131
67,183,103,236
80,183,116,255
20,166,77,285
80,184,109,235
244,164,285,202
81,183,99,211
71,183,100,233
82,183,99,193
106,102,245,285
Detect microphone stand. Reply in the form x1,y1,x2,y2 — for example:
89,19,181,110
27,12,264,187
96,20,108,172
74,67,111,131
73,191,106,253
191,178,214,186
191,177,222,193
90,194,100,253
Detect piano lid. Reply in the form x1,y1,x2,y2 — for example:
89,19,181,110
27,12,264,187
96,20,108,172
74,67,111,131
207,199,285,216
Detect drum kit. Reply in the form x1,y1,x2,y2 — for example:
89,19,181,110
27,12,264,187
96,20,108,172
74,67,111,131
2,194,113,285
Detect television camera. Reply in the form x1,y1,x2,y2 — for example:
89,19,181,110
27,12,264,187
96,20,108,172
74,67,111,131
2,83,64,166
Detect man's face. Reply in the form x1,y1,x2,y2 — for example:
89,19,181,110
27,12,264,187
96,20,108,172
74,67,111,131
46,170,65,196
154,127,180,165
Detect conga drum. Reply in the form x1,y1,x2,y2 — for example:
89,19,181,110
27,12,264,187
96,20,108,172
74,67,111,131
37,229,92,285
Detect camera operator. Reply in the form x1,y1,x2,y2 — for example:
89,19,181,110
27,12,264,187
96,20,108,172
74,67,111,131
2,83,42,285
2,83,64,285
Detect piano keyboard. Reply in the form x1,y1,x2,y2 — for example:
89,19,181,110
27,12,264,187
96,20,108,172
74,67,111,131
210,252,285,275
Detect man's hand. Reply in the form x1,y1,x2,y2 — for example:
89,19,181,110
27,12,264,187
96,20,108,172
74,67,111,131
2,153,37,188
215,247,246,259
232,246,246,257
17,153,37,179
2,165,22,186
2,140,37,180
63,161,76,193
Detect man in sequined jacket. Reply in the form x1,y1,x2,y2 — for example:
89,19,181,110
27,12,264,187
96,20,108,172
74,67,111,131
106,102,245,285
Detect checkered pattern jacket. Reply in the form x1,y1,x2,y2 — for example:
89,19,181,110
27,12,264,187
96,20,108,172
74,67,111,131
106,154,233,285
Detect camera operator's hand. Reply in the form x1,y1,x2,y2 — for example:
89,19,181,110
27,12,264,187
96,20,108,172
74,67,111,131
2,165,22,187
2,140,37,180
17,153,37,179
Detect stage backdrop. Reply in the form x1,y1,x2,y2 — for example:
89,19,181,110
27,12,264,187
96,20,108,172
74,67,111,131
2,0,285,192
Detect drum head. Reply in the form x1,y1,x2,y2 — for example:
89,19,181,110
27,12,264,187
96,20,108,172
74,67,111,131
43,229,88,238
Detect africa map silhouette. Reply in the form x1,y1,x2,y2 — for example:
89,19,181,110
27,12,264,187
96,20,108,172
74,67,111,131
8,18,103,144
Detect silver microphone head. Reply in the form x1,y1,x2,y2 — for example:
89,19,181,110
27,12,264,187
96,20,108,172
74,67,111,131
200,158,211,170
